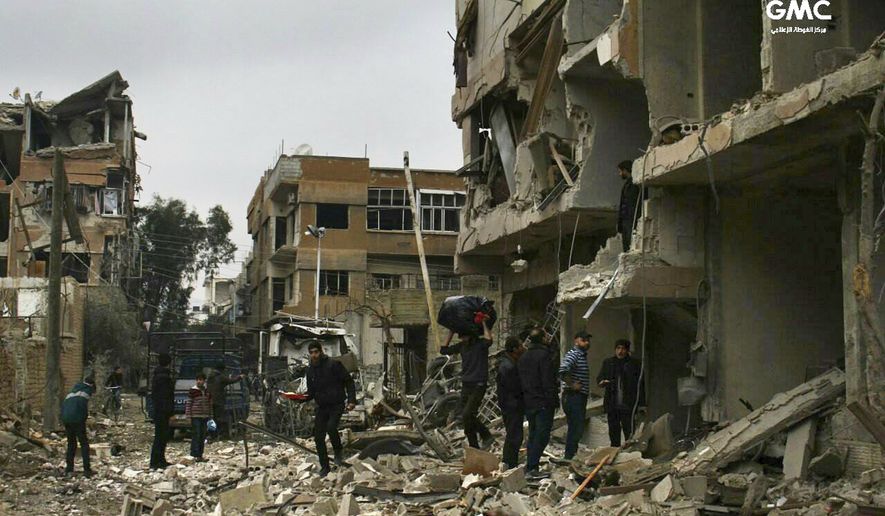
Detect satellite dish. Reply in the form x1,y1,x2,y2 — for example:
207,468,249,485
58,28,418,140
292,144,313,156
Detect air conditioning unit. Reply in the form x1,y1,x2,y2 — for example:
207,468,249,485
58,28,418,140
287,192,296,205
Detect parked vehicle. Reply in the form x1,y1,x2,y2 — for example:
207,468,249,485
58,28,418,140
141,332,249,434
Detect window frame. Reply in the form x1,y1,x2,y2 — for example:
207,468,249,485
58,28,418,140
417,189,466,234
319,270,349,296
316,203,349,230
366,187,413,232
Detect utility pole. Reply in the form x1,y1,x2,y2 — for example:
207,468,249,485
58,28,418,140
403,152,441,350
43,150,65,433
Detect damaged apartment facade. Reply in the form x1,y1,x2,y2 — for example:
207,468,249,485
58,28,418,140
0,71,141,286
452,0,885,439
0,72,142,407
245,154,499,389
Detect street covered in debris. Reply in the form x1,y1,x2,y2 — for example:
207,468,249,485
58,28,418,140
3,1,885,515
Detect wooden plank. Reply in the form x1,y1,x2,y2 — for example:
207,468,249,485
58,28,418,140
400,392,450,461
847,400,885,448
674,369,845,475
548,139,574,186
519,15,564,141
598,482,658,496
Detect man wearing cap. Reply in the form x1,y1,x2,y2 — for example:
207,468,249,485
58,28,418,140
559,330,592,460
597,339,645,446
207,362,244,439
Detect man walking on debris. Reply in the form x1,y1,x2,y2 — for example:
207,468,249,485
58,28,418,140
102,365,124,414
519,328,558,479
441,315,495,451
150,353,174,469
597,339,645,446
617,160,642,252
306,340,356,477
61,375,96,477
559,330,592,460
496,336,525,470
207,362,243,439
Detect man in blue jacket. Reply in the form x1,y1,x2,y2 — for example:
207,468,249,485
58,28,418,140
61,375,96,477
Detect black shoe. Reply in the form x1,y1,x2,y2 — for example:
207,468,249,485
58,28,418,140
318,466,331,478
480,435,495,451
333,450,344,467
83,470,94,478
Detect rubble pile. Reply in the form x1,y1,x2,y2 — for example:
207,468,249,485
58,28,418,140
2,368,884,515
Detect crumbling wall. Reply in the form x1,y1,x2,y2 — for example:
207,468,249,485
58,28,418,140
563,0,623,56
717,190,843,418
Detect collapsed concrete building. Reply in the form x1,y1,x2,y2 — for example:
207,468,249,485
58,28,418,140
451,0,885,448
243,154,500,389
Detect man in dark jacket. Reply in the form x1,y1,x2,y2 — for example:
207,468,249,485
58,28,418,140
518,328,558,479
102,366,123,415
61,375,96,477
150,353,175,469
597,339,645,446
207,362,243,439
496,336,525,470
617,160,642,252
440,316,494,450
306,340,356,477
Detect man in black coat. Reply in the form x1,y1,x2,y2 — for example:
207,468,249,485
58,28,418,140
441,316,494,450
617,160,642,252
496,336,525,470
518,328,558,479
150,353,175,469
306,340,356,477
596,339,645,446
207,362,243,439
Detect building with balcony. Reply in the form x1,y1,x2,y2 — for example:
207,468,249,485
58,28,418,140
245,154,500,389
452,0,885,438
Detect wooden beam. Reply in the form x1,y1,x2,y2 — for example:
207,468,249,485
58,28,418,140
847,400,885,448
548,139,574,186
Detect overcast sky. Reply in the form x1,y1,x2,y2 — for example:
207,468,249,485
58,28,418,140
3,1,462,303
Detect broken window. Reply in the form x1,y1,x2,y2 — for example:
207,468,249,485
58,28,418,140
272,278,285,312
316,203,348,229
35,251,90,283
370,273,400,290
99,188,124,216
274,216,287,250
488,275,499,290
319,270,349,296
106,169,125,189
419,190,465,233
367,188,413,231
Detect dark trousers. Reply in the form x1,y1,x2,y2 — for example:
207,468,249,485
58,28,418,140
607,408,635,446
525,406,554,472
461,383,492,448
150,413,171,468
191,417,208,458
314,405,344,469
212,404,229,439
619,223,632,252
64,421,91,473
562,391,588,459
500,406,524,470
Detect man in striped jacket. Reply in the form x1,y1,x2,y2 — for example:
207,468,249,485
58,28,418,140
559,330,591,460
185,373,212,461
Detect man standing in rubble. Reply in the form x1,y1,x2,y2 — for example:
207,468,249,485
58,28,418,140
150,353,174,469
519,328,558,479
441,315,495,451
61,375,95,477
207,362,243,439
306,340,356,477
597,339,645,446
559,330,592,460
496,336,525,470
617,160,642,252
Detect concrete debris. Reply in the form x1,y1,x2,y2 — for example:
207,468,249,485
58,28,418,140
808,447,847,478
650,474,682,503
784,419,817,480
462,446,499,477
501,465,526,492
336,493,360,515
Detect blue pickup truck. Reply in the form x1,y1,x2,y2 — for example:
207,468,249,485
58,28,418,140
142,332,250,434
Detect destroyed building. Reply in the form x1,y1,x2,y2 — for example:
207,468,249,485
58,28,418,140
244,154,500,388
0,71,142,286
451,0,885,450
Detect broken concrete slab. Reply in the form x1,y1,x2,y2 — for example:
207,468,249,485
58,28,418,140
218,477,268,513
808,447,846,478
674,369,845,475
501,492,531,514
311,497,338,516
462,446,499,477
681,475,708,501
337,493,360,516
650,475,682,503
501,465,526,492
426,472,461,493
783,419,817,480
